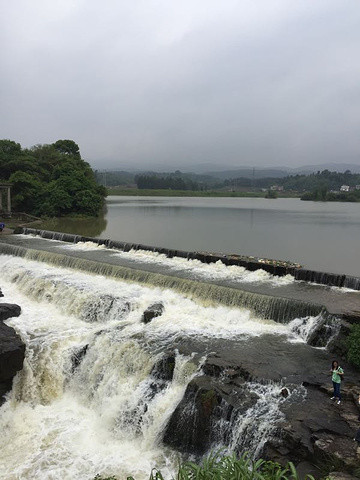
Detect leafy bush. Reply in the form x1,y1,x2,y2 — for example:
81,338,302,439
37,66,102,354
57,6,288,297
347,324,360,368
93,451,316,480
0,138,105,217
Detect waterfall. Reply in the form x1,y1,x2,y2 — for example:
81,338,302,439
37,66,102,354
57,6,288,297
288,314,341,348
0,249,342,478
211,381,306,459
0,242,322,323
14,228,360,290
0,263,203,479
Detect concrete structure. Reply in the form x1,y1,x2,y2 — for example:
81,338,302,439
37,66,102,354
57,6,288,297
340,185,350,192
0,184,12,215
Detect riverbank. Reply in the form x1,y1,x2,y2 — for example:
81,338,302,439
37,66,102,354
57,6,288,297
106,187,301,198
0,212,43,232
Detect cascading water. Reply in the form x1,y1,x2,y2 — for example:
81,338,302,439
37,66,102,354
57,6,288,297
211,381,306,459
288,314,341,347
0,252,341,479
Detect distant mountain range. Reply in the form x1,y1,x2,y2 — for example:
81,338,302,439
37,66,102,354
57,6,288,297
96,162,360,180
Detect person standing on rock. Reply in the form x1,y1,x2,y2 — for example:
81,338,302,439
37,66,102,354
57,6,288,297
330,360,344,404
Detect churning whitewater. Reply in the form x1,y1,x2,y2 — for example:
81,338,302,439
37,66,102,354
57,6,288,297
0,254,321,479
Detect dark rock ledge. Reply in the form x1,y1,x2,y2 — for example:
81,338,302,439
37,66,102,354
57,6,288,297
160,337,360,478
0,289,25,404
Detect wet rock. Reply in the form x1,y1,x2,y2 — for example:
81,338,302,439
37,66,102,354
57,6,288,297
162,356,260,457
141,303,164,324
0,303,21,321
202,354,251,381
0,300,25,404
307,316,340,348
281,387,289,398
313,433,360,471
162,377,223,455
326,320,352,358
0,322,25,404
150,354,176,381
71,344,89,372
328,472,359,480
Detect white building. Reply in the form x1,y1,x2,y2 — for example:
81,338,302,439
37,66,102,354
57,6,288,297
340,185,350,192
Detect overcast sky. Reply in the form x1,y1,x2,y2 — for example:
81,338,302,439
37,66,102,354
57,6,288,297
1,0,360,171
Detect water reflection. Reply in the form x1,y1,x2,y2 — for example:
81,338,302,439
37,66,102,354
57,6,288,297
41,214,107,237
36,197,360,276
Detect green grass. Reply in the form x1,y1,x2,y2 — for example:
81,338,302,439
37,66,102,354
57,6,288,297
106,188,300,198
93,451,316,480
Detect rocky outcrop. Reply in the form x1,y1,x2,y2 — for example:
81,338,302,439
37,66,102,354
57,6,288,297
267,382,360,473
141,303,164,324
161,341,360,477
0,303,21,322
0,300,25,404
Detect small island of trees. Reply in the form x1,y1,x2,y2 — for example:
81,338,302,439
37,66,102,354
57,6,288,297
0,139,106,217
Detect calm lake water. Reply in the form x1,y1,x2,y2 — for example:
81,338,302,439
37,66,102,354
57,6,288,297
41,196,360,277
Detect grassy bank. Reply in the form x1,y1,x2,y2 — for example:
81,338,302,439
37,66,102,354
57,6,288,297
107,188,301,198
93,452,320,480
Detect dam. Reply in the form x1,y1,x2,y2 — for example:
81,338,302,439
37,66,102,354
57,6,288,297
0,231,360,479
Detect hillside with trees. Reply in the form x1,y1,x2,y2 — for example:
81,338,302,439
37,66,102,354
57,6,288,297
0,139,106,217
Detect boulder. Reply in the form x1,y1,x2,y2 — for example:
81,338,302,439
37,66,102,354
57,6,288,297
162,377,223,455
0,301,25,404
0,303,21,321
0,322,25,404
141,303,164,324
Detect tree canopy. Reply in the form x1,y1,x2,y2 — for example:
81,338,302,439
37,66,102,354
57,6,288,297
0,139,106,217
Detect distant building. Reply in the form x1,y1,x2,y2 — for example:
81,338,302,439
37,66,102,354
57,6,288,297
340,185,350,192
355,185,360,190
270,185,284,192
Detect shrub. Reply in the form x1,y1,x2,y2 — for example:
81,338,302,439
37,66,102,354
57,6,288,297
347,324,360,369
93,451,316,480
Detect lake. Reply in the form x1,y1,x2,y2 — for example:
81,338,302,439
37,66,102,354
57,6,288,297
41,196,360,277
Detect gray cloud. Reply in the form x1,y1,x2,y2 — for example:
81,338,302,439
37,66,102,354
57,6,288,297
1,0,360,170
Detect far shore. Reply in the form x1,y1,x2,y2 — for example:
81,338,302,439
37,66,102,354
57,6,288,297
106,187,301,198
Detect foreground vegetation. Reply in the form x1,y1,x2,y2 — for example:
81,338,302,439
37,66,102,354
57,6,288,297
93,452,319,480
0,139,106,216
348,324,360,369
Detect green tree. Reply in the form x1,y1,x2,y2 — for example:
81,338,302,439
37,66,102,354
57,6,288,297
52,139,81,158
1,138,105,217
9,171,43,212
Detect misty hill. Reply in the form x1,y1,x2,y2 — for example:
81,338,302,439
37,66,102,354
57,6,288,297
206,168,290,180
205,164,360,179
96,163,360,183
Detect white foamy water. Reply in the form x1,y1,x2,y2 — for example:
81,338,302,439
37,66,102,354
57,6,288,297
59,240,295,287
0,254,315,479
216,381,307,458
